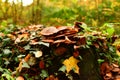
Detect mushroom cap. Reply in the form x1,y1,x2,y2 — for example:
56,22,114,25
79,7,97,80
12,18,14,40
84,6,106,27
40,27,59,36
57,26,68,31
16,76,24,80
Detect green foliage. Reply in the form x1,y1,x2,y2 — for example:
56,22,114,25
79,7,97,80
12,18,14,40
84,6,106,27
40,70,49,79
0,67,14,80
97,59,104,64
100,23,115,37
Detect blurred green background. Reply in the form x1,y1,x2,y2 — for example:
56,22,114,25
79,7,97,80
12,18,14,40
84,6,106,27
0,0,120,33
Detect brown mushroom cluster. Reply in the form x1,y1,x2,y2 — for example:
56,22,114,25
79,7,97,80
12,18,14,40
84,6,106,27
101,62,120,80
40,22,86,57
40,25,79,44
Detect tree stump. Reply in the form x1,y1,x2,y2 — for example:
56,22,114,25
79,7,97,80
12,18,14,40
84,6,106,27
78,48,103,80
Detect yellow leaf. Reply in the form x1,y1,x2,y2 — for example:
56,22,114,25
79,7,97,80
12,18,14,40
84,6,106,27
63,56,80,74
117,50,120,56
112,39,120,46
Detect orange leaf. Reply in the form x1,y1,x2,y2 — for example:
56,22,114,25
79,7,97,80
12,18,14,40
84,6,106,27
24,54,31,62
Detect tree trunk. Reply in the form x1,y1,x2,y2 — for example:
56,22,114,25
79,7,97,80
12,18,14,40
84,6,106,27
78,48,102,80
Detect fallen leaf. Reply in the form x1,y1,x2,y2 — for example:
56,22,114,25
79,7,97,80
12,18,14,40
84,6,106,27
63,56,80,74
117,50,120,56
7,34,16,40
22,62,30,68
18,33,29,40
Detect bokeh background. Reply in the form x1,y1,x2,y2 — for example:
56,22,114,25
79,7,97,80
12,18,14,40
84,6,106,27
0,0,120,33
